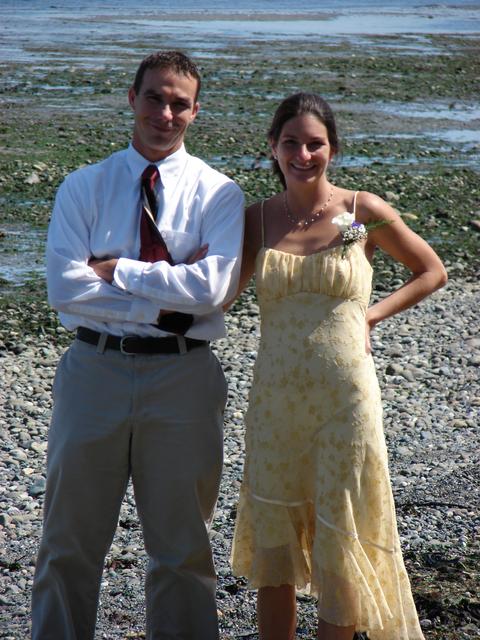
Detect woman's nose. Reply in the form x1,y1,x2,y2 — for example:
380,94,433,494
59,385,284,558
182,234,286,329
297,145,311,161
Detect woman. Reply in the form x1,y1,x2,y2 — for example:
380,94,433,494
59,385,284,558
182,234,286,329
230,93,447,640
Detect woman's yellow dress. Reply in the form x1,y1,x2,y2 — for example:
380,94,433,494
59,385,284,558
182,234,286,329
231,242,425,639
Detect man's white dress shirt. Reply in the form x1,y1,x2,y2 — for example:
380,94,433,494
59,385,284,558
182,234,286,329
47,144,244,339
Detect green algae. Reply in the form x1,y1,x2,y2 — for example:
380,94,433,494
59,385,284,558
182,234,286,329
0,32,478,294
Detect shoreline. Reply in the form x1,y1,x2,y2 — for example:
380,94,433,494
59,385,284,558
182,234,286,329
1,3,480,65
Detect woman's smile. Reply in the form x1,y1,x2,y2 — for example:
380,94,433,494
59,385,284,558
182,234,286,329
272,113,333,185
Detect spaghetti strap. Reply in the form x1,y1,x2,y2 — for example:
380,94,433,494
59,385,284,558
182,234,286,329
352,191,359,218
260,199,266,248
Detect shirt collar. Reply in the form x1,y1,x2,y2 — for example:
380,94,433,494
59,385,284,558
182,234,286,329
126,143,188,188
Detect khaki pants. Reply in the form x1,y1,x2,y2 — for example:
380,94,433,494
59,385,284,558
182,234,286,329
32,337,227,640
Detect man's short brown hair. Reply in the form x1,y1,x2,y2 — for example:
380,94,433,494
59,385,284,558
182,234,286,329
133,51,201,100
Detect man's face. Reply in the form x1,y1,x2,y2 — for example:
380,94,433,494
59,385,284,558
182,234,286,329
128,67,199,161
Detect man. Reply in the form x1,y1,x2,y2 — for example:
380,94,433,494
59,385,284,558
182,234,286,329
31,51,244,639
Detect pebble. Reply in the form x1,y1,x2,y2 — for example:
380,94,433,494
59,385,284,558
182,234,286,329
24,172,41,185
1,280,479,638
420,618,433,630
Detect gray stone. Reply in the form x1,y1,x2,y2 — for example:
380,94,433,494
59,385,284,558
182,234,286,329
28,479,46,497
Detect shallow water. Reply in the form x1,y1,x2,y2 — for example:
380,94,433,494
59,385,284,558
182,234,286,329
0,225,46,287
1,1,479,64
425,129,480,144
213,147,479,171
378,102,480,122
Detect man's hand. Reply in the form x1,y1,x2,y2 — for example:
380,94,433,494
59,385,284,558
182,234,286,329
185,244,209,265
88,257,118,283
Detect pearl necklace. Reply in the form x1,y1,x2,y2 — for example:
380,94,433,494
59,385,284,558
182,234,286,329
283,188,334,229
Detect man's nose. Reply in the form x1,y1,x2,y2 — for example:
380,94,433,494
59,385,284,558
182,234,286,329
158,104,173,120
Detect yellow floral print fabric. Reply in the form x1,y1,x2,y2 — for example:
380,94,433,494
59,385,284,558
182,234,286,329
231,243,425,639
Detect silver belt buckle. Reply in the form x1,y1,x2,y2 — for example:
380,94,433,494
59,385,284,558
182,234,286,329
119,335,136,355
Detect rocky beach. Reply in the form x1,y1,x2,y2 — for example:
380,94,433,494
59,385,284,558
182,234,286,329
0,2,479,638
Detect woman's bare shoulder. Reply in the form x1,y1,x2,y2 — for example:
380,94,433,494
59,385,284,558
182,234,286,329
354,190,396,222
246,194,282,217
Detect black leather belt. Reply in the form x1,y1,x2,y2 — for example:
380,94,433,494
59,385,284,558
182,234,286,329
76,327,207,355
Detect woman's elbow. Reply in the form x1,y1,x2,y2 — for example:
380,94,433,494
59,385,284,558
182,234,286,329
436,264,448,289
430,263,448,292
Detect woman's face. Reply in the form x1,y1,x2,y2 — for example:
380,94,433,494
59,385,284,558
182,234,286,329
272,113,334,186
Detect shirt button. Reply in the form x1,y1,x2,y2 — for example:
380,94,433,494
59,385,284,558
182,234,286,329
161,231,167,237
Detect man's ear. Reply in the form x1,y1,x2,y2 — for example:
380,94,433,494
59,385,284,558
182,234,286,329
128,86,136,110
190,101,200,123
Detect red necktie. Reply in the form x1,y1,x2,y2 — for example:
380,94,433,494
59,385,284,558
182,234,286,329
138,164,193,335
139,164,173,264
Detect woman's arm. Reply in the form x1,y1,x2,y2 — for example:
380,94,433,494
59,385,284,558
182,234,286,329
357,191,448,335
224,201,264,310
